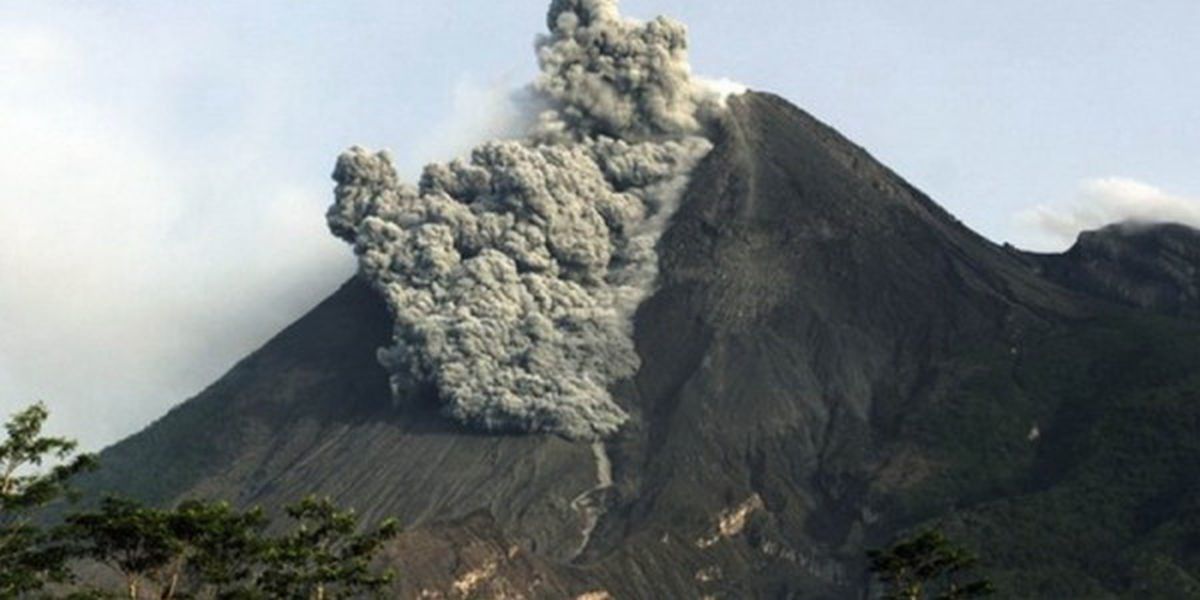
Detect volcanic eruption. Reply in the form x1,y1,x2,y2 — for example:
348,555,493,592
326,0,737,439
79,1,1200,597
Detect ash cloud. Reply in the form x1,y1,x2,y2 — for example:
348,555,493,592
327,0,735,439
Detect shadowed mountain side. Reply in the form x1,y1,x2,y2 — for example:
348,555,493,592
78,92,1200,598
1019,222,1200,318
564,92,1090,596
79,279,601,560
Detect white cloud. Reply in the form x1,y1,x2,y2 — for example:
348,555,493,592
1016,177,1200,251
695,76,749,104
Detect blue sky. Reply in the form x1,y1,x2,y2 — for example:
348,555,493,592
2,1,1198,448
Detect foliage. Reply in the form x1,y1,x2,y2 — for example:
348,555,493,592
170,499,268,598
61,497,185,599
0,402,97,597
867,529,994,600
256,496,400,600
0,402,402,599
61,495,400,599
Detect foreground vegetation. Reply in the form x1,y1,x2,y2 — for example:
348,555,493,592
868,529,994,599
0,403,399,599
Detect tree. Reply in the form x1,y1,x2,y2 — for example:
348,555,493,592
0,402,97,597
62,497,185,599
256,496,400,600
1,403,401,597
63,498,271,599
62,495,400,599
169,499,268,599
867,529,995,600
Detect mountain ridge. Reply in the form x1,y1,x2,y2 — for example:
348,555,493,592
1018,221,1200,318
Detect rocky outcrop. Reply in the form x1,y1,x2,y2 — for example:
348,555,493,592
1020,222,1200,317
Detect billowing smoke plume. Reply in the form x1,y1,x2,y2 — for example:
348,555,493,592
327,0,735,439
538,0,713,138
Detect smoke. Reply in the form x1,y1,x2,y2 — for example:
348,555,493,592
326,0,732,439
537,0,712,138
1018,177,1200,250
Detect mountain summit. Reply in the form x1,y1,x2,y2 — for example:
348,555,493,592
82,91,1200,598
74,1,1200,597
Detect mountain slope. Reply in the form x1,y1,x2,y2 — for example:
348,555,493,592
80,92,1200,598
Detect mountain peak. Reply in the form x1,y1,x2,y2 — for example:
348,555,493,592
79,92,1200,598
663,91,1069,335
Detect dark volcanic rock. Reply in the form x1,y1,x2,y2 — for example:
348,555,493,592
1020,222,1200,317
582,92,1078,596
80,93,1200,599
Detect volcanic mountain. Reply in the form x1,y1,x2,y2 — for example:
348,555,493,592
80,93,1200,598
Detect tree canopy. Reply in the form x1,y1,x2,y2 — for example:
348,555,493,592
0,402,97,597
867,529,995,600
0,402,400,599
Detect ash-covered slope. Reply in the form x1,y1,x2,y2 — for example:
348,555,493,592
85,275,605,562
81,93,1200,599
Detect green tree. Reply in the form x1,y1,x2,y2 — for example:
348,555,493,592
169,499,268,599
0,402,97,597
256,496,400,600
63,495,399,599
0,403,401,598
867,529,995,600
62,497,273,599
62,496,185,599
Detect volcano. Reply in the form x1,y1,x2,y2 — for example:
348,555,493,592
78,91,1200,598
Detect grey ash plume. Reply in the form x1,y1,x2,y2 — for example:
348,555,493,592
326,0,740,439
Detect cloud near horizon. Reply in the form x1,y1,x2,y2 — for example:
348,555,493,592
0,18,354,449
1017,177,1200,251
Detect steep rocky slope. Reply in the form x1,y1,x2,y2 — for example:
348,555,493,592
79,93,1200,598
